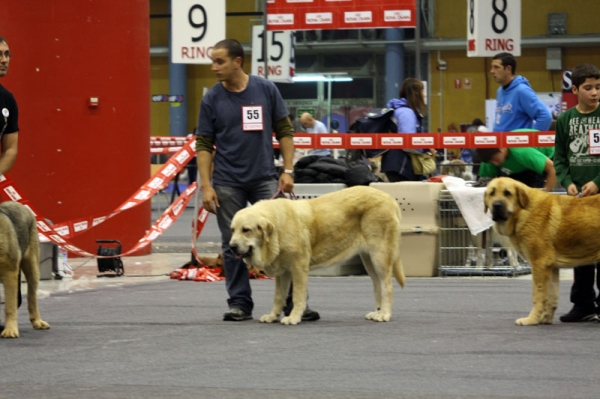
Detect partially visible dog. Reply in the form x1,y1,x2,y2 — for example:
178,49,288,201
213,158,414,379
0,201,50,338
440,159,474,181
369,156,389,182
484,177,600,326
229,185,405,325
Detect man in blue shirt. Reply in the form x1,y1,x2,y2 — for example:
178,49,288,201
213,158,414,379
491,52,552,133
300,112,330,157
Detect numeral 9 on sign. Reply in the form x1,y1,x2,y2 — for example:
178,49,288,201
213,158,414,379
189,5,207,42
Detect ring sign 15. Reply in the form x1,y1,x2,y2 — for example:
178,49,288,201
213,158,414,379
251,25,296,83
467,0,521,57
171,1,225,64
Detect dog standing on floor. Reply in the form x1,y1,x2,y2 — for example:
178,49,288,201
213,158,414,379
229,186,405,325
0,201,50,338
485,177,600,326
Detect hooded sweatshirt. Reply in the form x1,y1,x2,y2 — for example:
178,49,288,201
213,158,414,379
492,75,552,133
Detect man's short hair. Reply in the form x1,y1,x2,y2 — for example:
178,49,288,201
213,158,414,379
477,148,502,163
0,36,7,45
493,52,517,75
213,39,244,67
571,63,600,89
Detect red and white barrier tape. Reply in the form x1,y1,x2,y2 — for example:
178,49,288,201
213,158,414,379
0,136,198,257
151,146,183,154
150,135,192,147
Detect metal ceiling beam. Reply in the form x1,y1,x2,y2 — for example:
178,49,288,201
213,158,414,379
150,34,600,57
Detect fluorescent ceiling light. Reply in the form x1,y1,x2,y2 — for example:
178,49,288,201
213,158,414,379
292,73,353,83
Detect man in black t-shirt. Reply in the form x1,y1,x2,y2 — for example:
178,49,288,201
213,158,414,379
0,36,18,176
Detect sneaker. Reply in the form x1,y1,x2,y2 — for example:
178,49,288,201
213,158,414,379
559,306,599,323
223,308,252,322
301,308,320,322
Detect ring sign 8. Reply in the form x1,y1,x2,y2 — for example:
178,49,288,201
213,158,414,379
251,25,296,83
467,0,521,57
171,1,225,64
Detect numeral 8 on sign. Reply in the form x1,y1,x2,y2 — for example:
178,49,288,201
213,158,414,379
491,0,508,34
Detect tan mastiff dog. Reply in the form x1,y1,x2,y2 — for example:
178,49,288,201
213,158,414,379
0,201,50,338
229,185,405,325
484,177,600,326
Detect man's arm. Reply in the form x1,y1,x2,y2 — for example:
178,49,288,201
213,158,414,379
478,162,499,178
521,88,552,131
0,132,18,175
274,117,295,192
553,114,573,190
542,158,557,192
195,134,219,213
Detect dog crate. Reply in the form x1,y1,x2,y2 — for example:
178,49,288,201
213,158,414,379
293,184,365,277
370,182,445,277
438,190,531,277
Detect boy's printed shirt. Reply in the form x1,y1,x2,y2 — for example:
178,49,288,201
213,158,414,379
566,113,600,165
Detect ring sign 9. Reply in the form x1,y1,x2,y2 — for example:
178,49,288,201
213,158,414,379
467,0,521,57
171,1,225,64
251,25,296,83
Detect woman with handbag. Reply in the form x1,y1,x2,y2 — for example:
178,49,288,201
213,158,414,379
380,78,434,182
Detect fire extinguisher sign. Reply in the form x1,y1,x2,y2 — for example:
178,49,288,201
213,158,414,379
467,0,521,57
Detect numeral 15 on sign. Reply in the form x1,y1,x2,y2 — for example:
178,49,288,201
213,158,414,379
251,25,296,83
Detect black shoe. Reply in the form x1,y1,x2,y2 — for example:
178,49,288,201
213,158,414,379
301,308,320,322
559,306,599,323
223,308,252,322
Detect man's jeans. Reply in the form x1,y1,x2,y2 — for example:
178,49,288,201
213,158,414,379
214,180,278,314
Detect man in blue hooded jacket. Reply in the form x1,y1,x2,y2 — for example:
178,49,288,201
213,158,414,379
491,52,552,133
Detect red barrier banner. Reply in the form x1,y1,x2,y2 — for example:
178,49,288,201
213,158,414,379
267,0,417,31
346,134,378,150
439,133,472,148
319,134,347,148
409,133,438,148
472,133,502,147
279,132,555,149
503,132,533,147
535,133,555,146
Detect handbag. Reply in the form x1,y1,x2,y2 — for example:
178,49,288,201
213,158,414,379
409,152,437,176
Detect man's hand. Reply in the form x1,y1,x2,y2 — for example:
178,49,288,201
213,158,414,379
580,181,599,197
279,173,294,193
201,185,220,214
567,183,579,196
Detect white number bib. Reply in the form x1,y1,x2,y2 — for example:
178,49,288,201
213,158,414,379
242,106,264,131
589,128,600,155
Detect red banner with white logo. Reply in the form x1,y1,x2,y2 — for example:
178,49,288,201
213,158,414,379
276,132,555,149
266,0,416,31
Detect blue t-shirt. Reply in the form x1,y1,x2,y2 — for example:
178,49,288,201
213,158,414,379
196,75,289,187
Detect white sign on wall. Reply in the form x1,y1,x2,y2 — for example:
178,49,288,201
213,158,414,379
171,1,225,64
251,25,296,83
467,0,521,57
